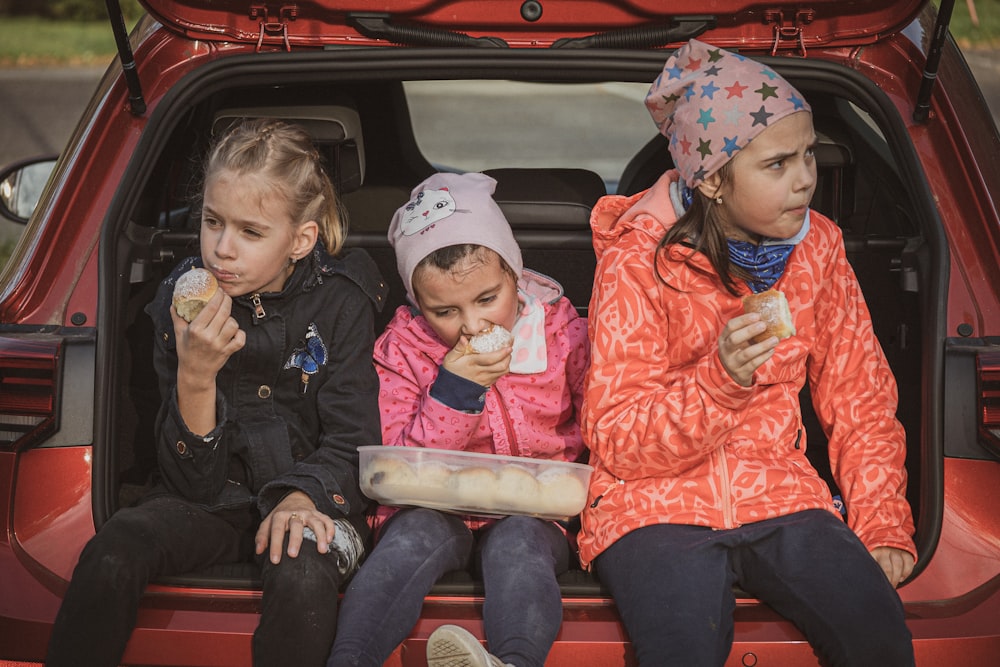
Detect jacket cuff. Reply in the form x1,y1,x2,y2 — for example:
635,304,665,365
430,366,488,413
700,353,755,411
164,388,227,455
258,477,339,518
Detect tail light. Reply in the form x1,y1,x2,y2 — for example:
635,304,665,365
978,350,1000,456
0,336,62,452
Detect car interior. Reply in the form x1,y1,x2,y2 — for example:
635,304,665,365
109,68,928,598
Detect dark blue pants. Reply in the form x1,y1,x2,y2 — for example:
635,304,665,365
595,509,914,667
328,508,569,667
45,494,346,667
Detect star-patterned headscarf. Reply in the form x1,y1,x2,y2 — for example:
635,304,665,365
645,39,811,188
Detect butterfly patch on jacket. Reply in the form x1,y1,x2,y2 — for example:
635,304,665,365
285,323,328,394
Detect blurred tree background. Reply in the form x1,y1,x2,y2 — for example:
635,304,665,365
0,0,143,21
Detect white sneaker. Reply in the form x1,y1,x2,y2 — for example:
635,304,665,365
426,624,509,667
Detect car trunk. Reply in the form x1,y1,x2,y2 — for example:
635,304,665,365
98,35,941,598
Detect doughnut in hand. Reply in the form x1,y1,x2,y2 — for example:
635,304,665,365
742,289,795,344
172,267,219,322
467,324,513,354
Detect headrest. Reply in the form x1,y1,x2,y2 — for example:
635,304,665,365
213,104,365,194
484,168,607,229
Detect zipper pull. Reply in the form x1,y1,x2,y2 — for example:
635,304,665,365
590,479,624,508
251,294,266,319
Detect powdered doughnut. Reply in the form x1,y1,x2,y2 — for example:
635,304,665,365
448,466,497,509
742,289,795,344
408,461,454,502
366,455,418,489
172,267,219,322
493,465,541,513
536,468,588,518
467,324,514,354
416,460,453,488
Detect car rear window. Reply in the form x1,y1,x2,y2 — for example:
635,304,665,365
403,80,653,192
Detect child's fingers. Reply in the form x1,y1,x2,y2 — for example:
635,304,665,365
268,510,305,563
226,328,247,354
253,516,272,556
218,318,246,353
718,320,778,386
443,344,512,387
722,313,767,346
745,343,777,372
470,346,513,366
871,547,915,588
169,304,185,329
305,513,337,554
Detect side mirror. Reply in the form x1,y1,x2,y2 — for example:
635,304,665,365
0,157,58,224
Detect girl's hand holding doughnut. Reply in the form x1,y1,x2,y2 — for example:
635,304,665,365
443,333,512,388
718,312,778,387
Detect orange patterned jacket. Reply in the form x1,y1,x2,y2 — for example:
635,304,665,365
577,172,915,569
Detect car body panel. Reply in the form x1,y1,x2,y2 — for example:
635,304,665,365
141,0,925,49
12,446,95,583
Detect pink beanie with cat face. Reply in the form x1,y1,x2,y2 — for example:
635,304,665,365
388,172,523,304
645,39,811,188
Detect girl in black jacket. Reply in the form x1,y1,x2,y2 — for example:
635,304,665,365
46,119,386,667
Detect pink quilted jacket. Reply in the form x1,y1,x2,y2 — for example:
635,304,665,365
372,270,590,534
578,172,916,569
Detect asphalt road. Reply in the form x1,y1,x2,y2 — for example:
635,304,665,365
2,50,999,243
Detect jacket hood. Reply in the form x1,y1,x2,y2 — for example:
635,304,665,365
590,171,681,264
590,170,745,295
520,268,564,305
306,245,389,312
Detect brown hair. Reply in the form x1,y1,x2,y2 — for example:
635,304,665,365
655,161,750,295
412,244,517,300
203,118,347,255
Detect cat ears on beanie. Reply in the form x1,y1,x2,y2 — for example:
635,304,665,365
645,39,811,188
387,172,523,304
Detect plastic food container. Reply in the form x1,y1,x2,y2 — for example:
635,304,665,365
359,446,593,520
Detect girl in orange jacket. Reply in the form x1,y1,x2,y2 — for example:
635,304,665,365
580,39,916,666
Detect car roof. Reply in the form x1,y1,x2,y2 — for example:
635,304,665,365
139,0,927,51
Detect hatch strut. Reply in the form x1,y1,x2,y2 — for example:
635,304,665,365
914,0,955,123
551,16,716,49
348,13,508,47
104,0,146,115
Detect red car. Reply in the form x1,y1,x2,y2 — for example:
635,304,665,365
1,0,999,665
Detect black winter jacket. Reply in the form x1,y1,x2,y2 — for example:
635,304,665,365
145,245,387,543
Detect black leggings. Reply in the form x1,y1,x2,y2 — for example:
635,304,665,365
595,510,914,667
45,494,346,667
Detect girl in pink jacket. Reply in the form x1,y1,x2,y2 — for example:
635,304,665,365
580,40,915,666
328,172,589,667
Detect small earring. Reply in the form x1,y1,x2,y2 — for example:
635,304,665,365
715,196,724,205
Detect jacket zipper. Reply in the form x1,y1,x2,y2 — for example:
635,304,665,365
717,447,735,529
251,294,266,319
590,479,624,508
495,391,520,457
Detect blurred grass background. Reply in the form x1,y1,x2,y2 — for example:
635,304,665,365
940,0,1000,47
0,0,997,66
0,16,135,66
0,0,142,66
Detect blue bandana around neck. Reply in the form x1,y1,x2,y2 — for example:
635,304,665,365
667,179,811,293
727,210,811,293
